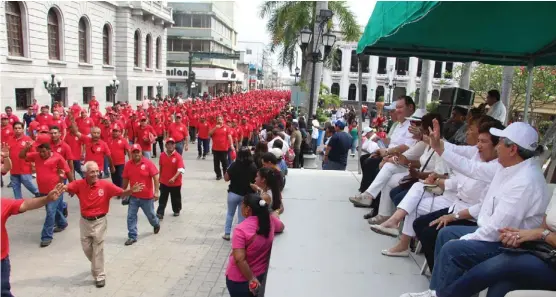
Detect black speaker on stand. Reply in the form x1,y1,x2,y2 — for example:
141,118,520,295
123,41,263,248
437,87,475,120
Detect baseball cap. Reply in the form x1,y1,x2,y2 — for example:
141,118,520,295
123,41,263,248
270,148,283,159
166,137,176,143
176,114,182,118
112,124,121,131
384,104,396,110
335,120,345,130
490,122,538,152
38,125,49,132
139,116,147,121
0,114,7,119
130,144,142,152
406,109,427,121
362,126,373,134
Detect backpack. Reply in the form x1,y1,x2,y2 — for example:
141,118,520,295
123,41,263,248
285,148,295,168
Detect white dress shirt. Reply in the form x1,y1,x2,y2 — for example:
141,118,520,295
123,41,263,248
267,136,290,154
361,137,380,155
402,141,427,160
389,120,417,148
441,142,550,242
487,101,507,123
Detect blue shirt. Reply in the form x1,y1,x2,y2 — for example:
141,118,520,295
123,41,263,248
23,113,36,127
327,132,352,166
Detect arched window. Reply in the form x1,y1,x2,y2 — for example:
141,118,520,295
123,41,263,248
134,30,141,67
360,55,370,73
377,57,387,74
47,8,60,60
103,24,111,65
6,1,24,56
331,83,340,96
415,88,421,105
348,84,356,101
432,89,440,101
145,34,152,68
156,36,161,69
362,85,368,102
375,86,385,101
78,17,88,62
332,49,342,72
350,50,357,72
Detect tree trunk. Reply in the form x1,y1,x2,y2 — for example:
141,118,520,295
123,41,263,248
307,1,328,117
459,62,472,89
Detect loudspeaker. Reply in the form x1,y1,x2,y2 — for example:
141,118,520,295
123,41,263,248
437,104,453,121
439,87,475,106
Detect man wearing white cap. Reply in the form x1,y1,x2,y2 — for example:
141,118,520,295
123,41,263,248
401,120,549,297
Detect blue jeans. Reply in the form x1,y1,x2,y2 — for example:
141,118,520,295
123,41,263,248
127,196,160,240
1,256,13,297
351,138,358,154
142,151,152,159
73,160,84,179
197,138,210,157
430,226,501,291
311,138,318,154
224,192,245,235
10,174,39,199
437,253,556,297
40,193,67,241
390,186,409,206
175,141,184,155
226,272,266,297
103,156,110,177
323,160,346,171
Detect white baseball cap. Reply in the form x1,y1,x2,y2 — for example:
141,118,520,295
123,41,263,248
362,127,373,134
489,122,538,152
406,109,427,121
270,148,283,159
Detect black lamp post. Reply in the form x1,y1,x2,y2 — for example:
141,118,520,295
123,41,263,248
298,9,336,117
156,81,163,99
108,75,120,105
43,71,62,112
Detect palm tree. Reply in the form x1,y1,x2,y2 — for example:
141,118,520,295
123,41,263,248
259,1,360,84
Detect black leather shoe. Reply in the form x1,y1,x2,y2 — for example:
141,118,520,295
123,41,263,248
216,176,222,180
156,213,163,220
95,280,105,288
124,238,136,246
53,226,66,233
40,240,52,248
173,212,180,217
154,225,160,234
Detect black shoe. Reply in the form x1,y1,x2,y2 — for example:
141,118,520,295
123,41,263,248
202,156,206,160
154,225,160,234
156,213,163,220
63,207,68,218
53,226,66,233
363,209,377,220
152,155,156,158
173,212,180,217
7,182,12,188
124,238,137,246
216,176,222,180
40,240,52,247
197,155,201,160
95,280,105,288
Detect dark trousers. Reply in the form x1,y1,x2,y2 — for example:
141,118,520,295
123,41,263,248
213,150,229,178
110,164,125,188
189,127,197,142
359,155,382,193
156,184,182,216
197,138,210,157
390,185,409,206
73,160,84,179
413,208,478,271
293,148,301,168
1,257,13,297
152,136,163,156
226,273,266,297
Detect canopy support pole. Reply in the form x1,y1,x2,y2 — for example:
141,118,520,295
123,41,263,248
357,56,364,174
523,61,534,123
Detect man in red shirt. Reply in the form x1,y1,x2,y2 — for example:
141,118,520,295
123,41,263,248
19,142,73,247
76,110,94,136
107,124,130,190
36,106,53,126
209,116,234,180
196,116,210,159
1,114,13,145
51,111,67,138
166,114,189,155
122,144,160,245
1,185,64,296
88,95,99,113
189,110,199,144
7,122,39,199
239,118,252,147
63,161,142,288
4,106,20,126
134,117,156,158
156,138,184,219
124,113,139,145
151,116,165,158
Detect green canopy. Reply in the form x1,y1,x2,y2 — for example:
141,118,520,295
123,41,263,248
357,1,556,66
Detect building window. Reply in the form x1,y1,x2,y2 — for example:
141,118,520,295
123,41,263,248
375,86,385,101
432,89,440,101
6,1,24,56
147,86,154,98
332,49,342,72
145,34,152,68
415,88,421,105
395,58,409,75
78,17,88,62
362,85,368,102
360,55,370,73
246,49,252,55
433,61,442,78
417,59,423,77
15,88,33,111
103,24,111,65
167,39,211,52
83,87,93,104
348,84,356,101
47,8,60,60
350,50,357,72
174,14,210,28
156,36,161,69
106,86,114,103
54,87,67,106
331,83,340,96
377,57,387,74
134,30,141,67
444,62,454,78
136,86,143,100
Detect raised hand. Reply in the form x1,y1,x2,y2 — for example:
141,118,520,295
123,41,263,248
131,182,145,193
428,119,443,153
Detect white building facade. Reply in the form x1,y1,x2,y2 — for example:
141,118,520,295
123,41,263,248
0,1,173,117
322,40,461,106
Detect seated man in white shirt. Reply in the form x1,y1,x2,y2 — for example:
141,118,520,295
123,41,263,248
485,89,507,124
401,121,549,297
360,127,379,156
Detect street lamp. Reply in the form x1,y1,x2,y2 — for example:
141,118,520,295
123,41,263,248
298,9,336,116
386,65,397,104
191,82,196,97
156,81,163,99
43,71,62,112
108,75,120,105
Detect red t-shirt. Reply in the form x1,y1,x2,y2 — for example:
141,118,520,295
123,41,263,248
82,136,111,170
159,150,184,187
134,125,156,152
153,122,165,136
25,152,70,193
168,123,189,142
89,99,99,110
7,114,20,126
107,136,130,166
50,118,67,134
239,124,252,139
66,179,123,217
211,126,230,152
7,135,32,174
125,121,139,141
64,134,84,160
196,122,210,139
1,198,24,259
36,113,53,126
122,158,159,199
1,125,14,145
50,140,73,161
77,117,94,135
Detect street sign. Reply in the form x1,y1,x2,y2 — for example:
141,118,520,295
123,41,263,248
290,86,308,107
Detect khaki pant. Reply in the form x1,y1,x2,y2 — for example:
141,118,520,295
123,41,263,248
79,216,107,281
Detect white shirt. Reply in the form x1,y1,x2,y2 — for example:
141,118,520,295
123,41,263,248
487,101,507,123
267,136,290,154
361,137,380,154
259,129,267,142
441,142,550,242
546,193,556,231
402,141,427,160
389,120,416,148
420,145,450,175
311,127,319,139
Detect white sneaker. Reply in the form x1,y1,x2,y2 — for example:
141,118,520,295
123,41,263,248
400,290,436,297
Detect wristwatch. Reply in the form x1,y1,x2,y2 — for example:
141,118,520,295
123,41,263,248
541,229,551,241
453,212,460,220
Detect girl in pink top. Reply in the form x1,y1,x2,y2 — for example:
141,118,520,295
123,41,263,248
225,193,284,296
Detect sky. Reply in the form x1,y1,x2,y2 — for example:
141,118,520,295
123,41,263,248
233,0,377,78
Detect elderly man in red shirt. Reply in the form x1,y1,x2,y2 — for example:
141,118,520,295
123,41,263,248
123,144,160,246
209,116,234,180
156,138,185,219
63,161,143,288
19,142,74,247
1,185,64,297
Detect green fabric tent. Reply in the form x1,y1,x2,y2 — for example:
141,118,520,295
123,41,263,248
357,1,556,66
